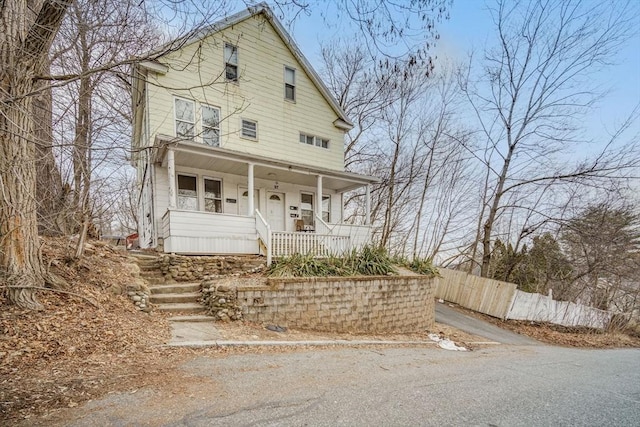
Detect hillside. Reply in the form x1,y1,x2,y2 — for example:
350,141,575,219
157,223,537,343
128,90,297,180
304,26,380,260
0,238,173,422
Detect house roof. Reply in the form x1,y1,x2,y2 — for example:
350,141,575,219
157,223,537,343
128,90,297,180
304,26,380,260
137,2,352,130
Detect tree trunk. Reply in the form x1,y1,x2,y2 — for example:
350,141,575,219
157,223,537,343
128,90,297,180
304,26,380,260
480,144,515,277
0,0,71,309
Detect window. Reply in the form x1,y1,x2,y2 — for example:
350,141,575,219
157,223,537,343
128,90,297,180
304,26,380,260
175,98,195,139
299,133,314,145
241,119,257,139
322,195,330,223
284,66,295,101
224,43,238,82
177,175,197,210
204,178,222,213
301,192,314,228
299,132,329,149
202,105,220,146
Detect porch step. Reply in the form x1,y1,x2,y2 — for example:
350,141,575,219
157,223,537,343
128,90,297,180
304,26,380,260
129,252,160,261
156,302,206,314
150,292,200,304
151,283,201,294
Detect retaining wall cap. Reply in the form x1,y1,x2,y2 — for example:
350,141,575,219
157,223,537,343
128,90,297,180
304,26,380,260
266,275,436,285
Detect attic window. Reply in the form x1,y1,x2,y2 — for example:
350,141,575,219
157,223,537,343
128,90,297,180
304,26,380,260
241,119,257,140
284,66,295,101
224,43,238,82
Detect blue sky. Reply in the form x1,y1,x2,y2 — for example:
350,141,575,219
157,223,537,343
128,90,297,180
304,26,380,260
280,0,640,147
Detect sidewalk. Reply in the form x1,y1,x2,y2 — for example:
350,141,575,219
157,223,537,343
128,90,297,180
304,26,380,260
166,319,498,348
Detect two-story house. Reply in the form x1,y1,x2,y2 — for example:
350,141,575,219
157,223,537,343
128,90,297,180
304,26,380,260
131,3,377,264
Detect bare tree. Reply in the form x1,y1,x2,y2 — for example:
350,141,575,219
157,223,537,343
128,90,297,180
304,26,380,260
1,0,72,310
460,0,640,277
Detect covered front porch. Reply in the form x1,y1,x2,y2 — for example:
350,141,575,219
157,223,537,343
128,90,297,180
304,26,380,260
154,136,377,262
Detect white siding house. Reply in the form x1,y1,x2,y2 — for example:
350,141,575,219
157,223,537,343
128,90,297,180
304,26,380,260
131,3,377,263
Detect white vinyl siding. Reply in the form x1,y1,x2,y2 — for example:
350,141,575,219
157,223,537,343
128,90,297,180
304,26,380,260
146,14,346,171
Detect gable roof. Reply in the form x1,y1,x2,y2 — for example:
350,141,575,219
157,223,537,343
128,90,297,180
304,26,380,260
144,2,353,130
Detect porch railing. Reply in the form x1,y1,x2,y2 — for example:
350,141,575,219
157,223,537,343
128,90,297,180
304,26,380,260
271,232,350,257
257,210,372,262
255,209,272,266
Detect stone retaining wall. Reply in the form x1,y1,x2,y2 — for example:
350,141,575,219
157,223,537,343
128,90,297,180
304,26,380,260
237,276,435,333
158,254,265,282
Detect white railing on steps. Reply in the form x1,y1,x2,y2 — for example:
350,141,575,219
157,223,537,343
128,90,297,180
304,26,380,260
254,209,272,266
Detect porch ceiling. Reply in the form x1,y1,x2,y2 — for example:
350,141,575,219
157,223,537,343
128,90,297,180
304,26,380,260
153,136,378,193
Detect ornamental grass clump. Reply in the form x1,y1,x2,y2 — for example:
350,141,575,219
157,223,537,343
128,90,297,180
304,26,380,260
267,245,397,277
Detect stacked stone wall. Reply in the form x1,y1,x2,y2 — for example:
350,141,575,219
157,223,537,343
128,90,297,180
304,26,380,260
158,255,265,282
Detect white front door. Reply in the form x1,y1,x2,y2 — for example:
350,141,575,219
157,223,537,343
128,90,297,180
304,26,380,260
267,192,285,231
238,187,259,216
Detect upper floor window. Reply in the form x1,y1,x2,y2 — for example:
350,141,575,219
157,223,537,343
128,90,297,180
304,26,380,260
284,66,295,101
175,98,195,138
241,119,257,140
202,105,220,147
299,132,329,149
224,43,238,82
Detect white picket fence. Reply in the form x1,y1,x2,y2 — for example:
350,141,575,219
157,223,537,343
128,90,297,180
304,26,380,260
436,268,613,329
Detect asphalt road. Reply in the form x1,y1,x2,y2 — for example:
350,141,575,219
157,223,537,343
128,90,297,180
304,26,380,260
49,345,639,427
435,302,539,345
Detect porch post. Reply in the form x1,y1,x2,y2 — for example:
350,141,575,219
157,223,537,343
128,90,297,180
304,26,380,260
247,162,255,216
365,184,371,225
316,175,323,219
167,148,176,209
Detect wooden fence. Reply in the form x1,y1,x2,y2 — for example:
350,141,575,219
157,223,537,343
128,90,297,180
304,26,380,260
436,268,517,319
435,268,613,329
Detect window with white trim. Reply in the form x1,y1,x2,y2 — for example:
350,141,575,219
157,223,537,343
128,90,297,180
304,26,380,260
175,98,195,139
202,105,220,146
204,178,222,213
241,119,257,140
322,195,331,223
299,132,329,149
300,192,314,228
284,66,295,101
224,43,238,82
177,174,197,210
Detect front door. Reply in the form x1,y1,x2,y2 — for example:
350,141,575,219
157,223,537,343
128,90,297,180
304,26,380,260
267,192,285,231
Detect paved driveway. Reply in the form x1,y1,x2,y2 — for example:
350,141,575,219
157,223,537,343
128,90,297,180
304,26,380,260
45,345,640,426
435,302,539,345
